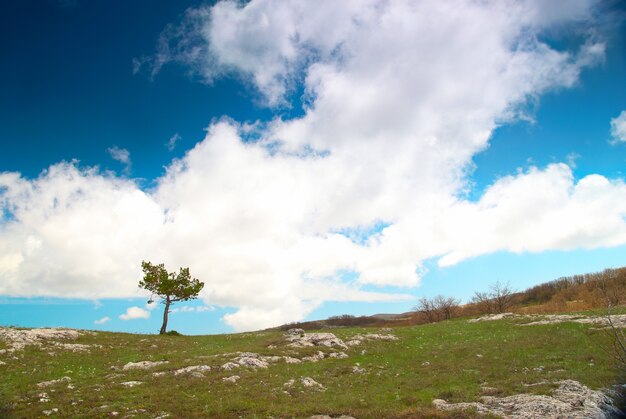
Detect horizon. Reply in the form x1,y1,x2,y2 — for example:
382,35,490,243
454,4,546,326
1,0,626,335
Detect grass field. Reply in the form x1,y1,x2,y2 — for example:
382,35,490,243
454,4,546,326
0,312,623,418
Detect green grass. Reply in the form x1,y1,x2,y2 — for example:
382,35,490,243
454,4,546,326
0,314,623,418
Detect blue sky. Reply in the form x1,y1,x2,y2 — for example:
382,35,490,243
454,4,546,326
1,0,625,335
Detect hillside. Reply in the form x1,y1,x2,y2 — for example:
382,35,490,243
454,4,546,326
1,310,625,418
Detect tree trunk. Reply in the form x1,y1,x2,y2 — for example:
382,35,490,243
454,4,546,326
160,297,170,335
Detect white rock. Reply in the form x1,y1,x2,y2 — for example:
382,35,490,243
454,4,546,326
328,352,349,359
221,362,240,371
469,313,517,322
42,408,58,416
301,377,325,390
302,351,325,363
173,365,211,376
236,357,268,368
352,365,366,374
122,361,168,370
283,356,302,364
120,381,143,387
433,379,621,418
222,375,240,383
287,333,348,350
37,376,71,388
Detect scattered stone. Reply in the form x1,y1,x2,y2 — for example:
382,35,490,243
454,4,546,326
287,333,348,350
284,379,295,387
37,376,71,388
468,312,626,328
328,352,349,359
283,356,302,364
38,392,50,403
52,342,99,352
122,360,168,371
352,365,366,374
421,361,430,366
433,379,621,418
173,365,211,376
0,327,88,352
221,362,240,371
222,375,240,383
469,313,518,322
236,356,268,368
309,416,356,419
521,314,626,327
301,377,325,390
120,381,143,388
152,372,167,377
286,328,305,336
42,408,59,416
346,333,398,346
302,351,325,362
0,360,6,365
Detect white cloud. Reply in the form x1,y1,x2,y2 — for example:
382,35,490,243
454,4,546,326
610,111,626,144
107,146,132,173
94,316,111,325
170,305,216,314
1,0,624,332
166,133,182,151
119,306,150,320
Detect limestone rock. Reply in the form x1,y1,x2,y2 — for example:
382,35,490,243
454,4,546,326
122,360,168,370
433,379,621,418
287,333,348,350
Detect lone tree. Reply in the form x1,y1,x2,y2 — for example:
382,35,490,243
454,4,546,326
139,261,204,334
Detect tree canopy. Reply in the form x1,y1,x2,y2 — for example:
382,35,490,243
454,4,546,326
139,261,204,334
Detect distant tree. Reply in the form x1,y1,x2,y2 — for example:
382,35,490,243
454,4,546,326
414,297,438,323
434,295,461,320
490,281,515,313
139,261,204,335
471,291,494,315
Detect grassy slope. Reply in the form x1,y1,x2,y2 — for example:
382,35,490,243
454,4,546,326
0,314,622,418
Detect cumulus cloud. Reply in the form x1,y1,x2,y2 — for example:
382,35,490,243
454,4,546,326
119,306,150,320
610,111,626,144
94,316,111,325
170,305,215,313
1,0,624,331
107,146,132,173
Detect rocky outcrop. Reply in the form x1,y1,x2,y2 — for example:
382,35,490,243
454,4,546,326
287,332,349,350
0,327,91,352
122,360,168,370
433,380,621,418
173,365,211,377
468,313,626,328
469,313,519,322
346,333,398,346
